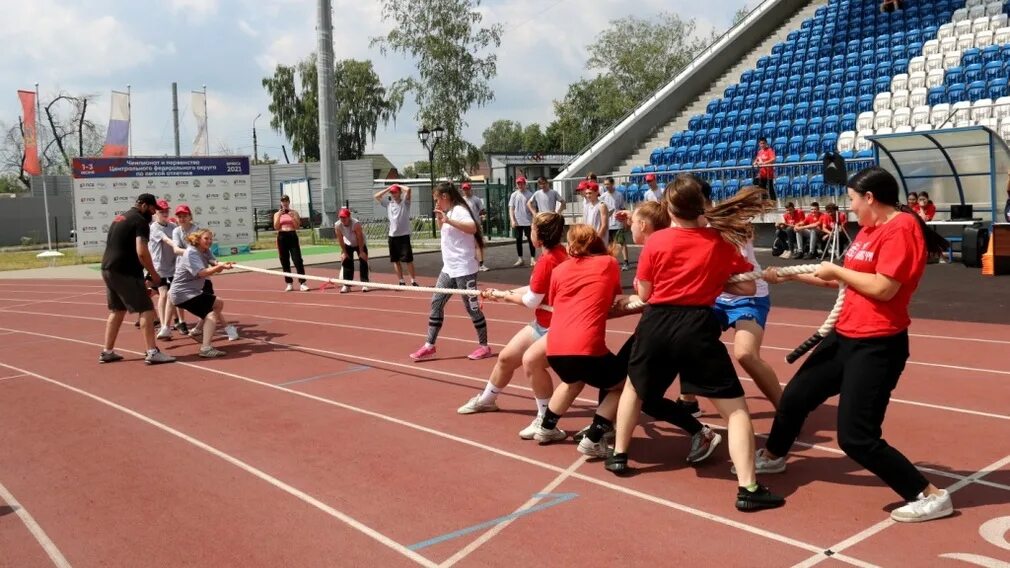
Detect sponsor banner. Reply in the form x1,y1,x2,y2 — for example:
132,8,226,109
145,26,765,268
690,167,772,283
71,156,253,254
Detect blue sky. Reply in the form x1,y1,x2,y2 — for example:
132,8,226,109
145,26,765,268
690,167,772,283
2,0,746,170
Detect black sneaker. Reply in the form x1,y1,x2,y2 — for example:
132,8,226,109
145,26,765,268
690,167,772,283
675,398,702,418
604,451,632,476
412,281,420,287
573,423,614,443
98,351,124,364
176,321,189,335
736,485,785,511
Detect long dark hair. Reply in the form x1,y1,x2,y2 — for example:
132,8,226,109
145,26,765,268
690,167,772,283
664,174,769,246
847,167,947,256
435,181,484,250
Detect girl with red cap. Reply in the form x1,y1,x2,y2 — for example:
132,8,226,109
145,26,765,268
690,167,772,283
335,208,369,293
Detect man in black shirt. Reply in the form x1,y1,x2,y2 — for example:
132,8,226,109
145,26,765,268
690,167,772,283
99,193,175,364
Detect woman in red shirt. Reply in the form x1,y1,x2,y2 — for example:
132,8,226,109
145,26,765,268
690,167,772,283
531,224,634,456
460,212,567,436
607,177,785,512
915,191,937,221
761,166,953,523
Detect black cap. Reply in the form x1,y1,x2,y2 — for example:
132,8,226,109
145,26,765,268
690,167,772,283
136,193,158,207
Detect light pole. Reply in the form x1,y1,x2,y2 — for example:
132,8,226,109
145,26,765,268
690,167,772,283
252,113,261,164
418,126,445,237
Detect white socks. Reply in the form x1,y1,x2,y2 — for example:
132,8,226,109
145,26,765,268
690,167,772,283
535,398,550,417
478,382,501,405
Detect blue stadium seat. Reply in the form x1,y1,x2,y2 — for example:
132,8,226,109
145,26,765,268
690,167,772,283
809,175,825,198
927,86,948,106
775,176,792,198
906,42,923,60
662,147,675,165
982,45,1001,67
857,94,874,114
968,81,987,102
795,101,810,121
801,152,819,175
820,133,838,154
891,58,908,77
650,148,663,165
946,67,965,87
791,119,808,138
728,141,743,161
772,137,788,156
841,96,858,115
965,64,984,84
947,84,966,104
858,79,874,97
827,82,842,100
859,63,876,82
825,98,841,116
810,100,826,120
725,179,740,198
689,115,704,130
707,99,720,114
962,48,981,68
711,180,725,202
787,136,804,155
841,113,857,132
791,175,808,198
989,79,1008,100
823,115,840,135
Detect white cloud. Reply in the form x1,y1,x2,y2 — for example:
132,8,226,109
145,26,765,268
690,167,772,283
169,0,220,23
238,19,258,37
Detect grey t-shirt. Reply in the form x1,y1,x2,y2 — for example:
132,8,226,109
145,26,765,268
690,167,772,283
529,189,563,214
602,191,624,229
172,222,200,250
509,189,533,226
149,221,178,276
382,197,412,237
170,247,212,305
583,200,609,245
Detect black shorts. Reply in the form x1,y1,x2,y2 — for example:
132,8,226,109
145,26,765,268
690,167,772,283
146,274,173,289
103,270,154,314
388,234,414,263
629,305,744,400
177,293,216,319
547,336,635,390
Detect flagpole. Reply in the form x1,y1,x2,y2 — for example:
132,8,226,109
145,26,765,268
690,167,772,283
127,84,132,156
34,82,59,259
203,85,209,155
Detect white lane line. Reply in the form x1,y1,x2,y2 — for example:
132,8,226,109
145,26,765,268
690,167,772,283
0,327,868,566
438,456,587,568
0,479,72,568
791,454,1010,567
0,373,28,382
0,362,437,568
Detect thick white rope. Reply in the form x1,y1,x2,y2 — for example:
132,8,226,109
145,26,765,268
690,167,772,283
233,264,483,297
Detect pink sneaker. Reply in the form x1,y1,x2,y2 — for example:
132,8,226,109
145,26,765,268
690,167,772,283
467,345,493,360
410,344,436,361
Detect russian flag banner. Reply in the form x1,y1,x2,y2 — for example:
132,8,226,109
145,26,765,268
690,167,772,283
101,90,130,157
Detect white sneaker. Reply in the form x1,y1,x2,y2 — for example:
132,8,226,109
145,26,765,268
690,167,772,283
156,326,172,340
299,283,310,292
340,285,350,293
456,396,499,415
479,264,489,272
512,258,523,267
533,425,566,445
577,436,610,458
362,286,370,293
225,325,239,341
731,448,787,475
780,250,792,259
285,284,293,292
890,490,954,523
519,416,542,440
529,258,536,267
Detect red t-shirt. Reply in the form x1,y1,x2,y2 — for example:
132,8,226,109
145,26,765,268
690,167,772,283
820,211,844,230
528,245,569,328
757,148,775,180
636,227,753,306
547,255,622,357
836,213,925,338
783,209,804,225
919,202,936,221
802,212,821,226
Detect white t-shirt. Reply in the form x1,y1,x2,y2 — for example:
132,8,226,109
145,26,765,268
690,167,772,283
441,205,479,277
509,189,533,226
382,196,411,237
643,188,661,202
529,189,563,214
337,219,361,247
464,194,484,221
717,240,768,302
583,200,609,245
602,191,624,229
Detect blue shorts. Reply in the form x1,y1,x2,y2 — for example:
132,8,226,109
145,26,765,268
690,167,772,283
529,320,549,340
713,296,771,331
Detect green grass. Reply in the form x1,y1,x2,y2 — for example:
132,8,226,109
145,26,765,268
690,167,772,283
0,249,102,271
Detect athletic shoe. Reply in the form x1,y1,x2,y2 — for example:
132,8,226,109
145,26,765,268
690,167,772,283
890,490,954,523
144,350,176,365
687,426,722,464
285,284,293,292
533,425,566,445
529,258,536,267
573,423,615,444
189,325,203,338
362,286,371,293
225,325,240,341
604,451,631,475
512,258,523,267
98,351,124,364
300,284,310,292
457,396,499,414
156,326,172,340
412,281,420,287
398,280,405,287
467,345,493,360
780,251,792,259
199,346,227,358
676,398,703,418
409,344,436,361
176,322,189,335
519,416,542,439
735,485,785,511
340,285,350,293
134,320,140,328
577,437,610,458
621,263,631,271
731,449,787,475
479,264,489,272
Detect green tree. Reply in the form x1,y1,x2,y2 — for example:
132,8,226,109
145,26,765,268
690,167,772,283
733,5,751,25
401,160,430,178
372,0,502,178
521,123,548,154
262,55,401,161
587,12,710,105
480,119,524,153
548,75,632,153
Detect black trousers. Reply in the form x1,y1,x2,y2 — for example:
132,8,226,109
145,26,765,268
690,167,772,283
514,225,534,258
765,330,929,500
341,244,369,283
277,231,306,284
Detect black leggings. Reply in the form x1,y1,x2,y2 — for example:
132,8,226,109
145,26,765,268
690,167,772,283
765,330,929,501
341,244,369,283
277,231,306,284
514,226,534,258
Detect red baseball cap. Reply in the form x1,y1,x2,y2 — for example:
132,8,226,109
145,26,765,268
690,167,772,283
175,204,191,216
584,181,600,192
155,198,170,211
461,182,472,190
576,180,588,192
645,173,656,182
338,208,351,218
388,184,402,194
516,176,527,184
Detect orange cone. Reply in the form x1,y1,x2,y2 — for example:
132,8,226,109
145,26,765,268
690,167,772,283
982,230,994,276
